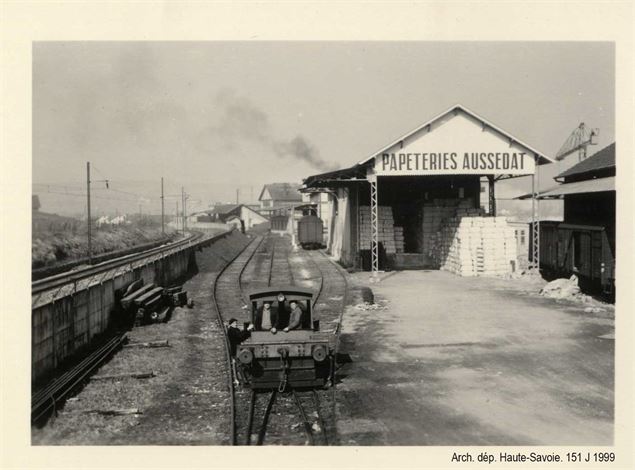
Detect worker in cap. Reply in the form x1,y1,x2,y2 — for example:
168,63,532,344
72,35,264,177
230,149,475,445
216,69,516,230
227,317,251,357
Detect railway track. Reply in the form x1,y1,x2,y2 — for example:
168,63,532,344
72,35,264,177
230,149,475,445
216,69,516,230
211,235,266,445
32,230,231,297
31,229,235,425
212,234,348,445
31,333,128,424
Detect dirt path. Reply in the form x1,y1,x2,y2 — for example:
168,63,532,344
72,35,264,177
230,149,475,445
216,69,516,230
336,270,614,445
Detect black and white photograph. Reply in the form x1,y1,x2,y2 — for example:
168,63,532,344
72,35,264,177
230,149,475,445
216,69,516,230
28,39,617,447
1,2,634,469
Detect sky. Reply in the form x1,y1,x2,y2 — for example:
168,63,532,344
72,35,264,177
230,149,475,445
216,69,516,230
32,42,614,217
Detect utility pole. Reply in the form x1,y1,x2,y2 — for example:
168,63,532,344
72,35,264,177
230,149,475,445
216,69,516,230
161,177,165,236
181,186,185,235
87,161,92,264
236,188,239,205
176,201,179,232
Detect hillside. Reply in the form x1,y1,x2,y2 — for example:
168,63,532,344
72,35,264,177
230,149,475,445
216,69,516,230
32,213,174,269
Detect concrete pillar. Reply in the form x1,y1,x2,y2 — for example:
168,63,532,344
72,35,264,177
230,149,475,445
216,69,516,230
488,175,496,216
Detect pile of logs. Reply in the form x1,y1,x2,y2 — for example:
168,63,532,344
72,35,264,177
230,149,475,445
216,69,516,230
120,280,189,326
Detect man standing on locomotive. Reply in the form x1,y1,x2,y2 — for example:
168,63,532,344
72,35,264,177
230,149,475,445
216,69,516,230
283,300,303,332
255,301,278,333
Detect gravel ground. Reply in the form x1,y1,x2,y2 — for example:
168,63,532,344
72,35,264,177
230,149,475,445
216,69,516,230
32,231,250,445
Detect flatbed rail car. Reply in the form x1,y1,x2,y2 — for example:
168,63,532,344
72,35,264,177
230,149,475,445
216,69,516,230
236,287,334,390
539,221,615,296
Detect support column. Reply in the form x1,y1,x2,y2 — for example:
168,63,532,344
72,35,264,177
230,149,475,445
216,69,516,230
488,175,496,216
531,163,540,272
370,177,379,279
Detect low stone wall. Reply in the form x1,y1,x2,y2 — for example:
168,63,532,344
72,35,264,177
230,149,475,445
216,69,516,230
31,230,246,385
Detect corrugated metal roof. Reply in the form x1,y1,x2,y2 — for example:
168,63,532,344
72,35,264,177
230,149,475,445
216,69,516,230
536,176,614,199
557,143,615,179
516,176,615,200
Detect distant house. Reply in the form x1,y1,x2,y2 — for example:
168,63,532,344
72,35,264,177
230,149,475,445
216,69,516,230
32,195,41,212
258,183,302,217
188,204,268,231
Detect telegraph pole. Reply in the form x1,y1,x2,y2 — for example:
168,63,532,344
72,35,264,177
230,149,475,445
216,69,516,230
86,161,92,264
236,188,239,204
161,177,165,236
176,201,179,232
181,186,185,235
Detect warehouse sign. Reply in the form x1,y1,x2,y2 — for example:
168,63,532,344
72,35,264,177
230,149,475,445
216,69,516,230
375,151,536,176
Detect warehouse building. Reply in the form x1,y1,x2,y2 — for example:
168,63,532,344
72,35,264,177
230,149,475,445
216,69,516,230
519,142,615,296
303,104,553,276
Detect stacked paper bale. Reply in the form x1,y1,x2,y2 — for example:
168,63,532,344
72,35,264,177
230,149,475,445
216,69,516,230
423,198,481,260
422,199,460,256
436,214,517,277
358,206,400,254
393,226,405,253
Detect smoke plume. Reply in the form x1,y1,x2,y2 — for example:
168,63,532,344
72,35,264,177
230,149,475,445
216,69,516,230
207,90,337,171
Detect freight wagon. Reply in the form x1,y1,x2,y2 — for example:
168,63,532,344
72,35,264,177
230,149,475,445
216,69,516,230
297,215,324,249
539,221,615,298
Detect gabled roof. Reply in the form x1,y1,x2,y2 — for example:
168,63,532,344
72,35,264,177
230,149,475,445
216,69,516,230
358,103,553,166
556,143,615,180
225,204,268,219
258,183,302,202
210,204,240,215
190,204,238,218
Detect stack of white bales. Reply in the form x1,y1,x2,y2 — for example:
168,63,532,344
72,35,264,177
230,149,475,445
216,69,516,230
359,206,403,254
434,215,517,276
394,226,405,253
423,198,480,258
422,200,457,257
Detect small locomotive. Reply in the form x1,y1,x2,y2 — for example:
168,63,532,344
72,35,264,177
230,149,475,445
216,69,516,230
235,287,335,390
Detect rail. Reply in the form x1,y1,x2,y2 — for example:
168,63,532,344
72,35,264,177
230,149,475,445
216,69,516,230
214,235,348,446
32,229,233,296
31,333,128,424
211,235,265,445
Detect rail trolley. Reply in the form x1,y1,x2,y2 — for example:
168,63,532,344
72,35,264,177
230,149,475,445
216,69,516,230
235,287,335,390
